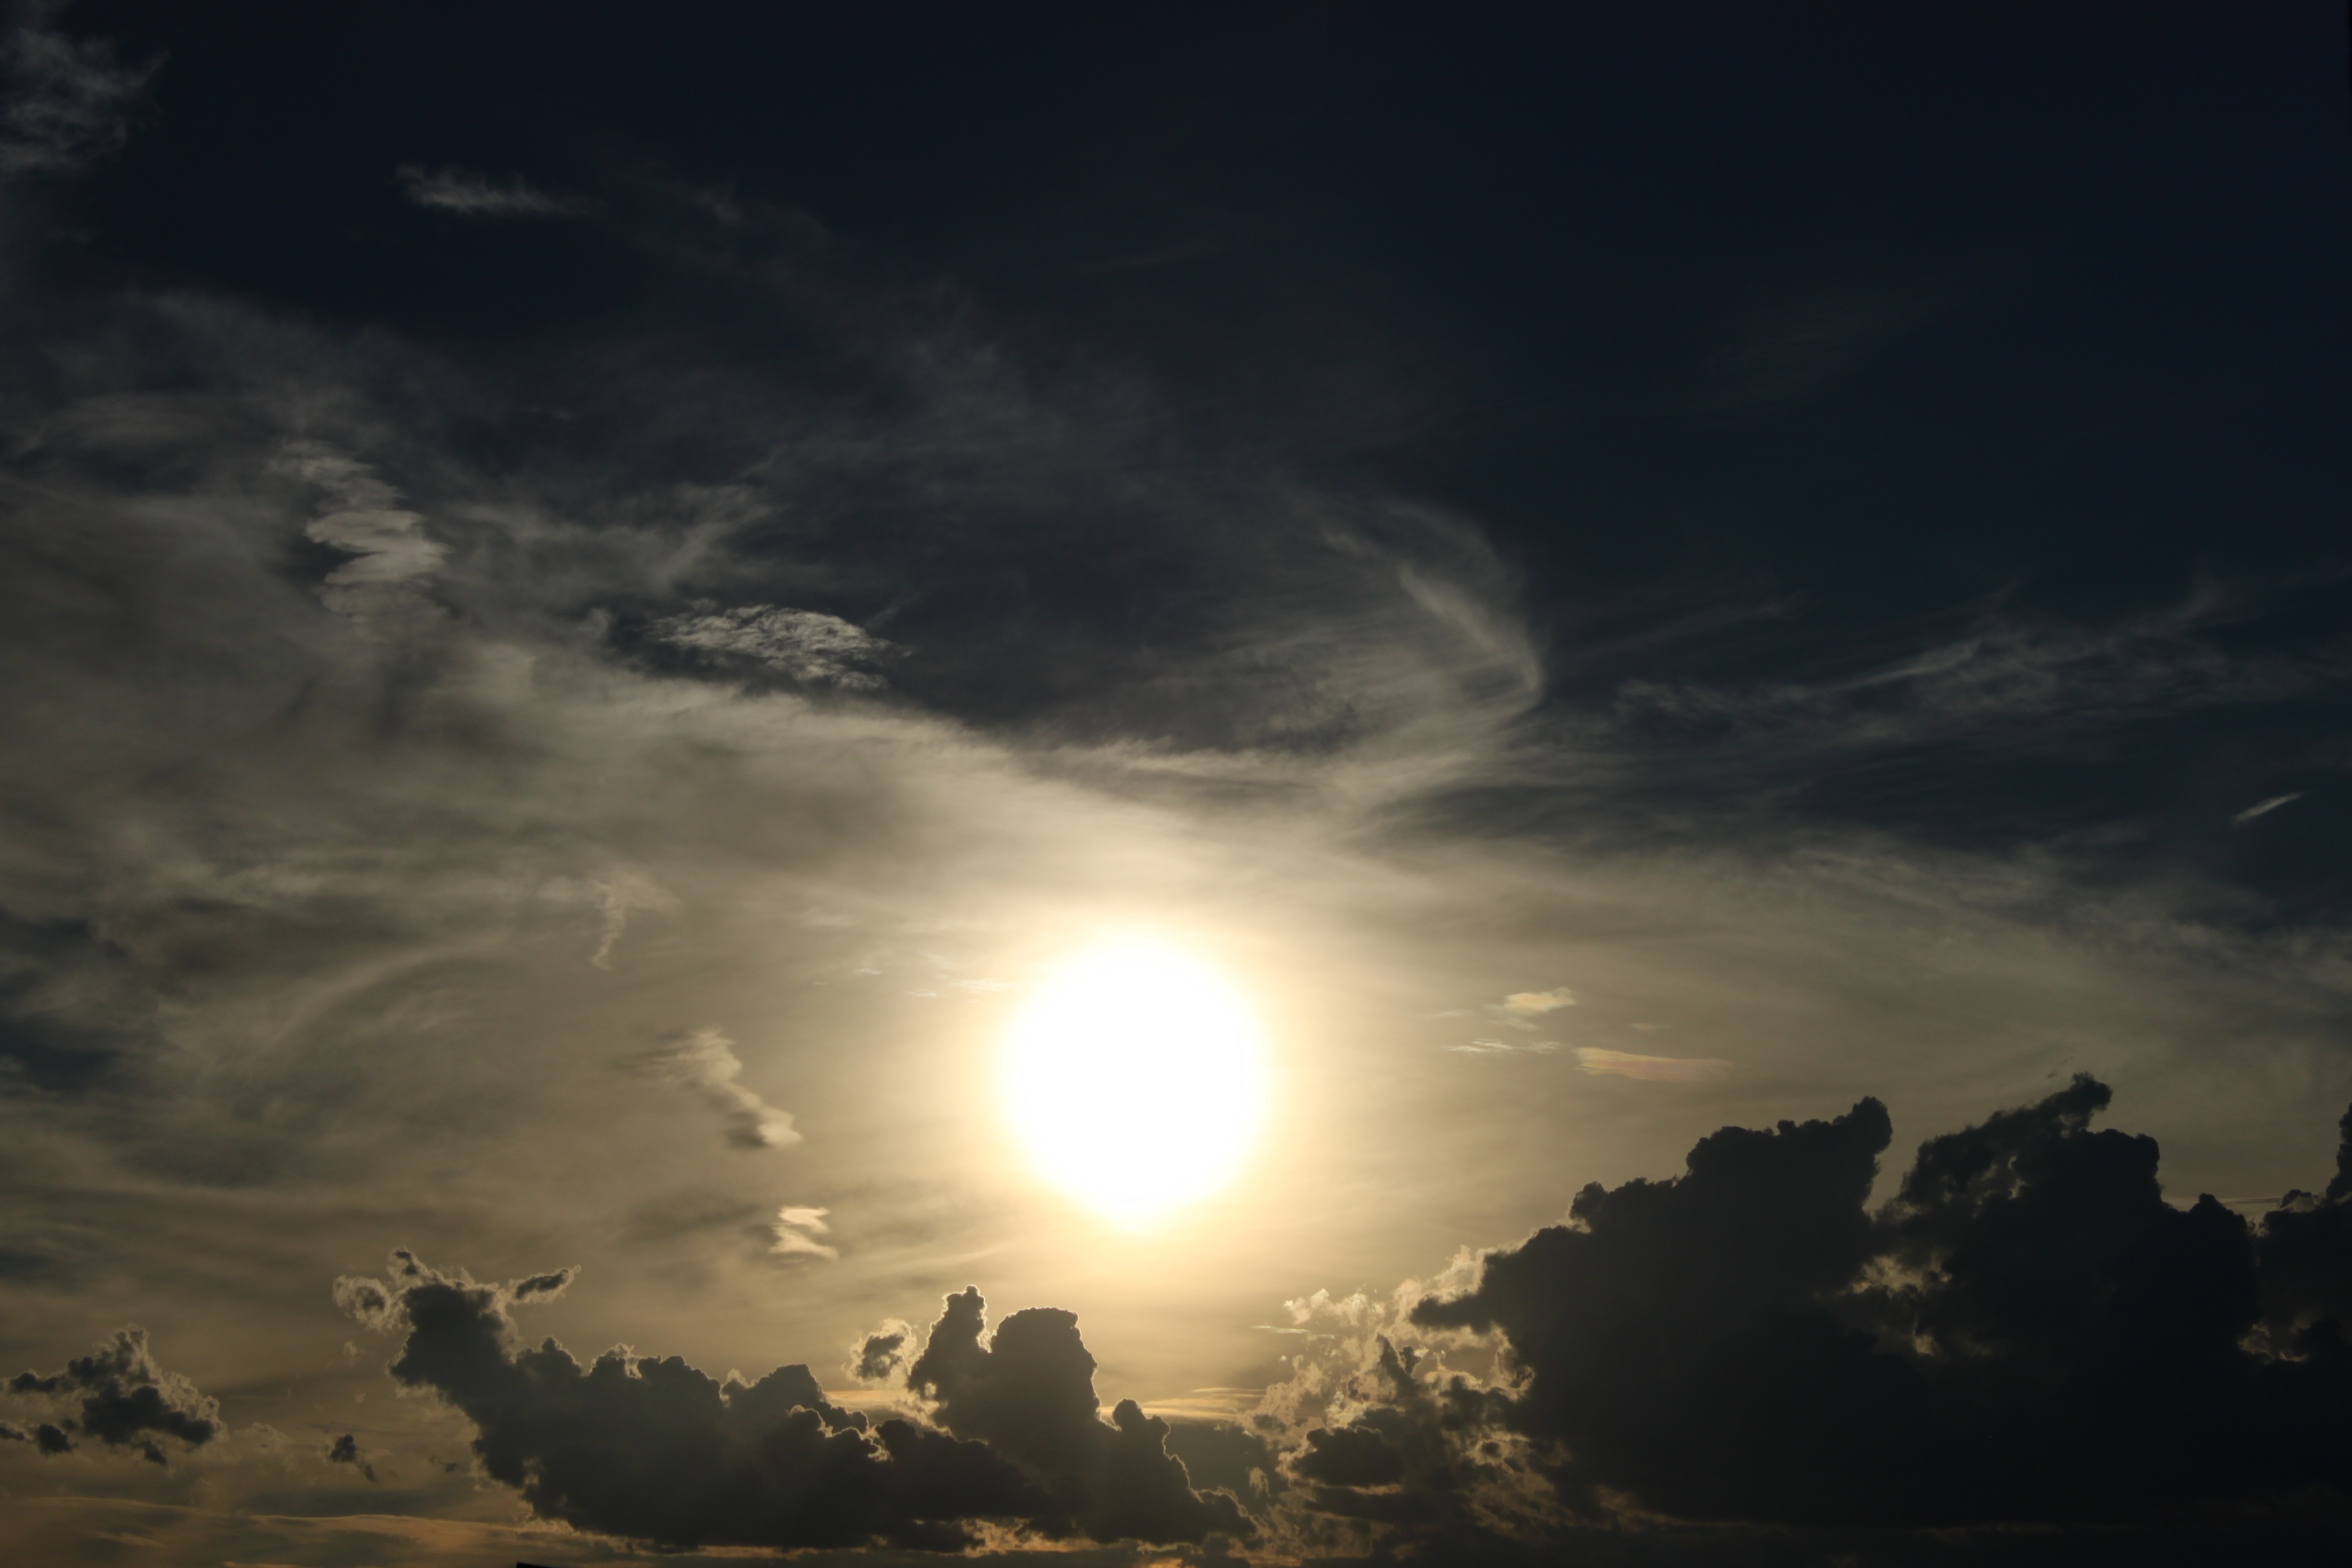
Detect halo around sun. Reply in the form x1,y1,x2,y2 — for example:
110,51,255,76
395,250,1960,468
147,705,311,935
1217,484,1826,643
1002,939,1268,1225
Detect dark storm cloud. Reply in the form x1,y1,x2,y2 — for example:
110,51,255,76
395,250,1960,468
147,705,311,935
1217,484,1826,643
1389,1078,2352,1534
5,1325,222,1463
905,1286,1252,1545
338,1251,1262,1552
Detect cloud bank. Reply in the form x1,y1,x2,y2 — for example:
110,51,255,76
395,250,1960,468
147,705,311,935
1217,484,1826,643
310,1082,2352,1562
336,1251,1249,1551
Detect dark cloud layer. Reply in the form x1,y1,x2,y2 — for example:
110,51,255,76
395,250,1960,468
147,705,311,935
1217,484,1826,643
5,1324,221,1464
1399,1077,2352,1535
336,1251,1251,1552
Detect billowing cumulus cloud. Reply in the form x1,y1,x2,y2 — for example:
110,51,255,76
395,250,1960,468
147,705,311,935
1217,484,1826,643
903,1287,1253,1545
851,1320,916,1383
335,1251,1253,1551
1251,1078,2352,1547
6,1326,222,1465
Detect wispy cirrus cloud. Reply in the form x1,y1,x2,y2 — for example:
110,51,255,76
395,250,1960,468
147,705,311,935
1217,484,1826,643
0,5,153,179
2235,792,2304,825
395,163,590,217
1442,1037,1558,1056
1573,1046,1731,1082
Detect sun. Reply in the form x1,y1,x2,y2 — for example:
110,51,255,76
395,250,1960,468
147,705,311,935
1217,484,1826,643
1002,939,1268,1225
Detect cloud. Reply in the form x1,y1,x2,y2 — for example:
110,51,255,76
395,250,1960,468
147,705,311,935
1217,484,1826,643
1458,988,1577,1038
1441,1038,1557,1056
0,1419,72,1453
270,441,447,622
395,164,590,217
6,1326,222,1464
0,4,153,179
324,1431,376,1482
643,1028,801,1149
1500,988,1575,1016
770,1204,837,1260
851,1321,915,1383
647,602,897,689
2234,791,2304,824
334,1249,1261,1551
1570,1046,1730,1081
1382,1077,2352,1535
904,1287,1253,1545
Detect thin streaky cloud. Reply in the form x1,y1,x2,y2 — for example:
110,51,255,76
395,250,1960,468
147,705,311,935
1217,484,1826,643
1443,1038,1559,1055
395,163,591,217
2233,792,2303,824
770,1206,836,1260
1573,1046,1732,1081
1500,987,1575,1015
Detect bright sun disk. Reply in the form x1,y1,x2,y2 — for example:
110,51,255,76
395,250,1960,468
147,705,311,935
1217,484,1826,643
1002,940,1266,1225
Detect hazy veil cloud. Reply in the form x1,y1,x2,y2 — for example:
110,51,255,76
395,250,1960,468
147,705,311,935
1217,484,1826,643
0,3,153,178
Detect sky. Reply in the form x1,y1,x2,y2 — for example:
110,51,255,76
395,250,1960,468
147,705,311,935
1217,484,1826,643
1,3,2350,1564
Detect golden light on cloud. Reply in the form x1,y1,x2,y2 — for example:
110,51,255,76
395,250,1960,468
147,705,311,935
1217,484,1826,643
1573,1046,1732,1082
1502,987,1576,1015
1002,939,1267,1225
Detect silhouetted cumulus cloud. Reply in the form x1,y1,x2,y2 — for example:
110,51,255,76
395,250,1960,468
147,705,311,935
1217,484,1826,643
0,1420,72,1453
335,1251,1248,1551
4,1326,221,1464
906,1287,1252,1544
318,1088,2352,1561
1390,1076,2352,1535
853,1323,913,1383
324,1431,376,1481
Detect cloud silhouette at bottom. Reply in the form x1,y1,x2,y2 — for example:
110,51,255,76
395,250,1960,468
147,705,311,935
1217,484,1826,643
324,1081,2352,1562
334,1251,1252,1552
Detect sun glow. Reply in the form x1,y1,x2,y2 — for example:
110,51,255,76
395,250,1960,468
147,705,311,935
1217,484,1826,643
1002,940,1267,1225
